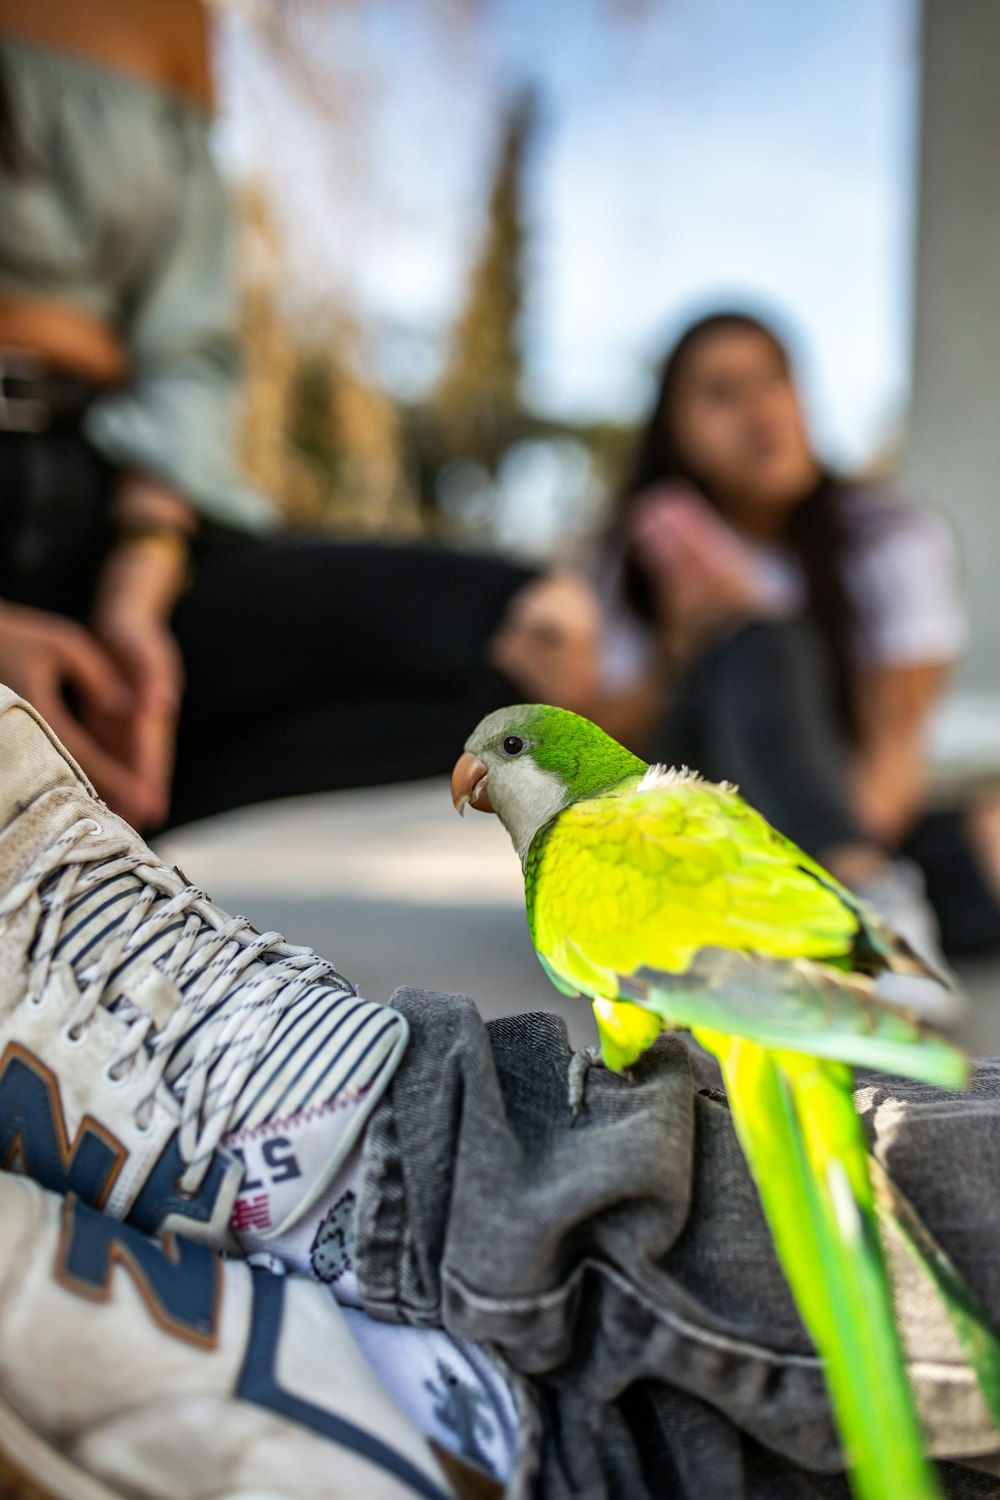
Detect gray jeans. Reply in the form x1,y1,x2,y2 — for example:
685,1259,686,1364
354,989,1000,1500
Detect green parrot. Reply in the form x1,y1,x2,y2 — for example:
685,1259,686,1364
451,702,990,1500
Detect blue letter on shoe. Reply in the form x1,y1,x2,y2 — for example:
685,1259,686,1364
55,1194,221,1347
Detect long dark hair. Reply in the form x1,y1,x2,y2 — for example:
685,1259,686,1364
612,311,859,739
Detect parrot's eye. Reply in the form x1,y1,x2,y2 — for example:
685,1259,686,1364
502,734,526,756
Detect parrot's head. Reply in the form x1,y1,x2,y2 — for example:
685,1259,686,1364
451,704,647,862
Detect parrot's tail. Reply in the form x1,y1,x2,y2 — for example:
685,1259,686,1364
703,1032,941,1500
871,1159,1000,1433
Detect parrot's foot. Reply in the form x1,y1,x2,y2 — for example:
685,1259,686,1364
567,1046,604,1125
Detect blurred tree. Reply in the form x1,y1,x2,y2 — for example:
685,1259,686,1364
291,331,420,535
406,88,634,547
433,89,538,468
237,182,325,525
235,155,634,548
237,183,418,533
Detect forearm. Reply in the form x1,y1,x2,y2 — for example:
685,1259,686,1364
852,744,930,847
95,474,198,625
87,475,190,827
850,664,949,848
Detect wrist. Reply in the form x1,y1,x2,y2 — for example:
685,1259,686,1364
95,534,192,624
113,475,198,538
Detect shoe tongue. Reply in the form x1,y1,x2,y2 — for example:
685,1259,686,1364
0,695,95,836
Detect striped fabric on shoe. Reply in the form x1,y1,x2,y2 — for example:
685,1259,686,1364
45,861,400,1131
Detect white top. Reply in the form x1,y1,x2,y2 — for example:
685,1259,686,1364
597,486,967,692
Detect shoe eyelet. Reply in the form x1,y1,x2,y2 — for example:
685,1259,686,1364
132,1112,151,1135
27,992,45,1010
102,1060,128,1087
61,1024,87,1047
173,1175,197,1202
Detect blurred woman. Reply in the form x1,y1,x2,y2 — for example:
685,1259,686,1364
594,310,1000,959
0,0,599,830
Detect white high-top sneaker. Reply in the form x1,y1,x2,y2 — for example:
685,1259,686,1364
0,1170,453,1500
0,686,409,1251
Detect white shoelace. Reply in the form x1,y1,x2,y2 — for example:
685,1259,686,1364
0,818,356,1195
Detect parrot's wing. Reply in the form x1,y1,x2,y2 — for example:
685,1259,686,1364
621,950,967,1090
527,784,966,1088
529,778,950,988
765,826,952,986
527,781,865,986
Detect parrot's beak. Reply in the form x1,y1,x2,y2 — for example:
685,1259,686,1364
451,752,494,815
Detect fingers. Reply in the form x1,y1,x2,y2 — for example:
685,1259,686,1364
498,577,602,667
630,492,759,594
489,621,599,711
632,500,708,559
128,700,177,827
52,621,132,719
0,605,162,829
85,614,185,829
21,626,146,816
488,627,535,683
135,634,182,822
117,639,180,824
501,574,601,635
28,689,151,826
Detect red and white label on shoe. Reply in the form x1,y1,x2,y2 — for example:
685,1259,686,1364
224,1086,369,1251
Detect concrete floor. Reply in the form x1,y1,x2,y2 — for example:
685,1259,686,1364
157,779,1000,1059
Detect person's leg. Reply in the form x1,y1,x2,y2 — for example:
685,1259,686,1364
1,682,994,1496
354,988,1000,1500
648,618,863,858
168,536,536,826
905,805,1000,957
0,427,114,616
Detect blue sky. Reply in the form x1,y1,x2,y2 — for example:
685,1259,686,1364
218,0,918,468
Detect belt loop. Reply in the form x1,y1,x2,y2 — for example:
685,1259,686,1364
0,350,51,432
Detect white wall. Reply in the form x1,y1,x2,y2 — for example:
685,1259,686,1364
904,0,1000,692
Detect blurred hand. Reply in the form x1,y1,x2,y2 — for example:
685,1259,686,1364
627,483,779,661
89,609,182,831
489,572,602,713
0,600,157,824
89,541,187,831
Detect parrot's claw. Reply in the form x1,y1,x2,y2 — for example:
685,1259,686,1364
567,1045,604,1125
